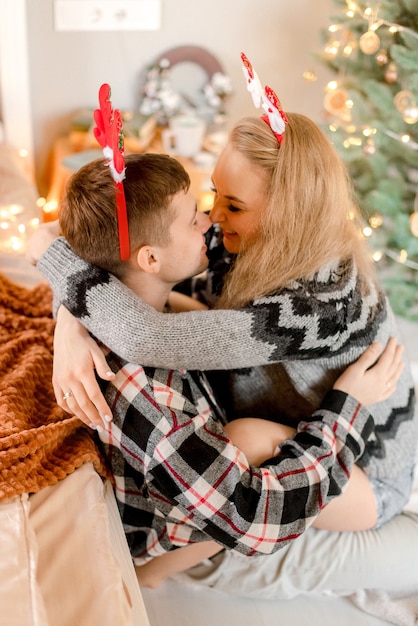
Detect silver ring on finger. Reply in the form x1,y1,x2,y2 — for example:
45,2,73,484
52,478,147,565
63,391,73,402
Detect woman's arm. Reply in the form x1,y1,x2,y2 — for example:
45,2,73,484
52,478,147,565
26,219,60,266
38,237,382,371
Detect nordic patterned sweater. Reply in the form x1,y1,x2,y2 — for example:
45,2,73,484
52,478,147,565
39,232,417,515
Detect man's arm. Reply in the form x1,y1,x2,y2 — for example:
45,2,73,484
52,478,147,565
106,368,374,557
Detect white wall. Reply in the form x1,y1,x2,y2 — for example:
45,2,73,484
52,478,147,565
0,0,34,175
21,0,333,193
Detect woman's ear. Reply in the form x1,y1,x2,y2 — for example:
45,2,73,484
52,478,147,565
135,245,161,274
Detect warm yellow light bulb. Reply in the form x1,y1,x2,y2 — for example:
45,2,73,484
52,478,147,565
10,236,23,251
324,43,339,58
199,191,215,213
399,249,408,263
369,214,383,228
303,70,317,82
43,200,58,214
9,204,23,215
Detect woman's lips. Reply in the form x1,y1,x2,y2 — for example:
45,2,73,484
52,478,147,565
222,230,236,239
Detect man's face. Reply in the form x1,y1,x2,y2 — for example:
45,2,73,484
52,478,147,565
158,189,211,284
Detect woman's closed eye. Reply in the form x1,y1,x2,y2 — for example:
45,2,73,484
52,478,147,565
210,183,243,213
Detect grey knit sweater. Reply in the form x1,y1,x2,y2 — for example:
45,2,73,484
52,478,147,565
39,234,417,521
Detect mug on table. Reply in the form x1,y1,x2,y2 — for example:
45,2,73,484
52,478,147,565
162,115,206,158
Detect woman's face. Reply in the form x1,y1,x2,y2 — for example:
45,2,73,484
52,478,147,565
210,142,268,254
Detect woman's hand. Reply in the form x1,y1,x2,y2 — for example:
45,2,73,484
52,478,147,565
26,220,60,266
53,306,115,429
333,337,404,406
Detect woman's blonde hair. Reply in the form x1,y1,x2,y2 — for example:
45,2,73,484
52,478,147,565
217,114,375,308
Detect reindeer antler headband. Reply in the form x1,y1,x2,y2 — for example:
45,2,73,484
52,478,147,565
241,52,288,144
93,83,130,261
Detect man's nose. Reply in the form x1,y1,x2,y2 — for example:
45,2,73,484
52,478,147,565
198,211,212,233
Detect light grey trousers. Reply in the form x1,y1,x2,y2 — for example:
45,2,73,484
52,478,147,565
183,512,418,600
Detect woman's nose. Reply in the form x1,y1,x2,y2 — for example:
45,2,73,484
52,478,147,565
209,200,224,224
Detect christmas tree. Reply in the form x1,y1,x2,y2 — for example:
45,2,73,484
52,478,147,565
316,0,418,319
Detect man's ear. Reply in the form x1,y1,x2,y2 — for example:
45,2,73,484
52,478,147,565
135,245,161,274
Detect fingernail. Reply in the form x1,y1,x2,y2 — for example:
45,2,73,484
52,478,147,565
103,414,112,422
89,423,97,430
97,424,104,433
106,371,115,378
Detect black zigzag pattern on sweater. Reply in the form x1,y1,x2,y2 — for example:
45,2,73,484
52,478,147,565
359,387,417,465
248,271,387,359
63,265,110,318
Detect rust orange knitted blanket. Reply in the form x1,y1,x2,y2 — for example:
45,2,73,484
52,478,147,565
0,273,109,501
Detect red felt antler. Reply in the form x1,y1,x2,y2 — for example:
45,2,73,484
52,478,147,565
240,52,288,144
94,84,130,260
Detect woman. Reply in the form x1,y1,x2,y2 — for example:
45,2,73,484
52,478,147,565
37,110,417,599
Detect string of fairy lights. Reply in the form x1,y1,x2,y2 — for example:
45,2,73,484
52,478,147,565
304,0,418,274
0,144,42,254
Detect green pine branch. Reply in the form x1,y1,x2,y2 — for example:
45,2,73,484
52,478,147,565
316,0,418,320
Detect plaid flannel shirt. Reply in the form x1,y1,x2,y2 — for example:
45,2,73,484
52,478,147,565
97,349,374,562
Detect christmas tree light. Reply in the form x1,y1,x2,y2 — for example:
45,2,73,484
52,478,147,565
314,0,418,319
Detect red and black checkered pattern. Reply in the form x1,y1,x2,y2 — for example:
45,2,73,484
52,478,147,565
97,351,373,561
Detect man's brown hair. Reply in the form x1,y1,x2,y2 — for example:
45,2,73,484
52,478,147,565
59,153,190,277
